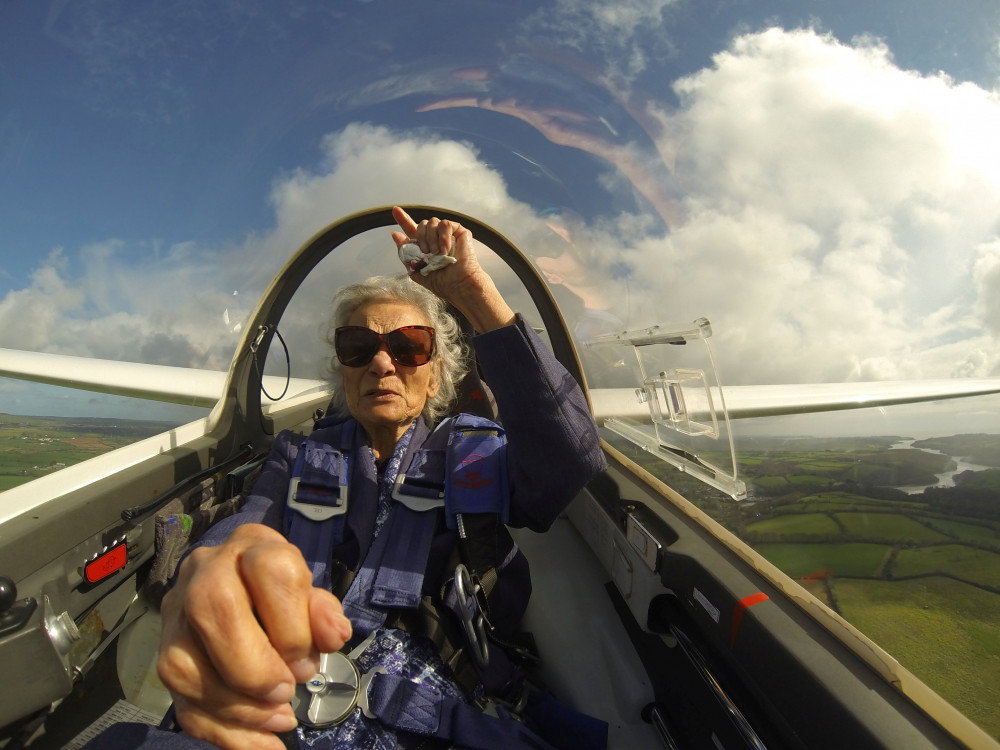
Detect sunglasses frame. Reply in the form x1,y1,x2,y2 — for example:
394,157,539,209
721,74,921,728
334,325,436,368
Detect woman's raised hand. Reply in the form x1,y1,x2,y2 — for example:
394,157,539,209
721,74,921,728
391,206,515,332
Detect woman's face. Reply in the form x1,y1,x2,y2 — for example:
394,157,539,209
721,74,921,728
341,299,441,445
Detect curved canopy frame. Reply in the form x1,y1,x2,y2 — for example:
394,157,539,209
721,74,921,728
216,205,588,443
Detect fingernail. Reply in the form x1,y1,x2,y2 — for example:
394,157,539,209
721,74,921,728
265,682,295,704
338,614,353,641
263,711,298,733
289,657,319,684
324,608,353,642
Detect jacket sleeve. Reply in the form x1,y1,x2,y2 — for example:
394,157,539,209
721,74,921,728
472,314,606,531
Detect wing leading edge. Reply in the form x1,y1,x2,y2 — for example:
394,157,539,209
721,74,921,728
589,379,1000,421
0,347,323,408
2,346,998,419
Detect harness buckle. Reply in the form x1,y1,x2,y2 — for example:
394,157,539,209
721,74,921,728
454,563,490,669
356,667,388,719
391,472,445,512
291,651,360,727
287,476,349,521
292,634,387,728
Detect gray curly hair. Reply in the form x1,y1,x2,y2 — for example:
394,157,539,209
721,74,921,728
324,275,469,424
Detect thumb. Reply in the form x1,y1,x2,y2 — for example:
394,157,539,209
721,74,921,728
390,230,412,250
308,587,353,655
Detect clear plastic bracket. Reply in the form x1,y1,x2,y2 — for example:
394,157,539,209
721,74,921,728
586,318,747,501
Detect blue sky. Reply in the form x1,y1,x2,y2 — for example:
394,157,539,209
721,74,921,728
2,0,1000,426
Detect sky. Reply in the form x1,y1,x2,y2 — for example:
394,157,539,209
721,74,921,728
1,0,1000,431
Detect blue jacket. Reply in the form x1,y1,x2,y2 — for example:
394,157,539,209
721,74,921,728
83,315,606,750
199,314,605,618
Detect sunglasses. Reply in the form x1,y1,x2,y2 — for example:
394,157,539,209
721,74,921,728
334,325,436,368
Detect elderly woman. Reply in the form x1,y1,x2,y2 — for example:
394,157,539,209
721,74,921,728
110,208,605,750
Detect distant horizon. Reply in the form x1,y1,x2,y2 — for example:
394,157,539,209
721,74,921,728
0,382,210,425
2,406,998,444
730,395,1000,441
0,411,188,427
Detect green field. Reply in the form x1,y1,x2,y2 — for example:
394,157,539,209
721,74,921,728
740,478,1000,736
835,512,951,542
927,518,1000,545
0,475,28,491
893,545,1000,588
0,432,122,489
787,474,832,487
0,414,177,492
752,475,788,489
835,577,1000,738
746,512,842,538
797,460,853,471
782,491,924,513
755,542,890,578
801,491,925,510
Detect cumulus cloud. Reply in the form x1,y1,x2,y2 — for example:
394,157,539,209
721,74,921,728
974,238,1000,334
611,28,1000,384
265,123,522,254
0,238,261,370
0,125,541,381
2,26,1000,403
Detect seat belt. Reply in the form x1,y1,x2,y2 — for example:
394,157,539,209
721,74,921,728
339,415,510,639
287,416,530,688
293,636,606,750
292,633,557,750
339,500,441,638
367,674,610,750
284,417,608,750
286,415,510,635
365,671,556,750
285,422,354,591
396,414,516,673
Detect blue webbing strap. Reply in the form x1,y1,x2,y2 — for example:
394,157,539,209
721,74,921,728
285,423,353,591
391,420,450,506
392,414,507,521
370,506,438,608
340,503,439,637
445,414,507,527
366,672,556,750
339,415,510,640
337,525,389,638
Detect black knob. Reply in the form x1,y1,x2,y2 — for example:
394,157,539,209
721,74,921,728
0,576,17,614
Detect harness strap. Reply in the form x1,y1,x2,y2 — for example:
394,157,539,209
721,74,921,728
285,423,353,590
366,672,556,750
341,504,440,638
286,414,514,672
371,507,438,608
446,415,508,525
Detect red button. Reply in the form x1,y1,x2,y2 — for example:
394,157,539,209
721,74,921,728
84,543,127,584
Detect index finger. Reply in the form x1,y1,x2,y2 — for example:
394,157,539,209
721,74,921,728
392,206,418,238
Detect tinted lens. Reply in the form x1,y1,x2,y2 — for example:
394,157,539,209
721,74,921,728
386,327,435,366
335,326,434,367
335,327,379,367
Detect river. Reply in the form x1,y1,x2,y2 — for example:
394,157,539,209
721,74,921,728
890,439,993,494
